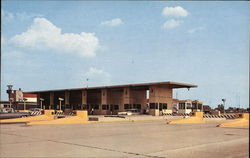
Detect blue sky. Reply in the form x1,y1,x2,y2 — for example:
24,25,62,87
1,1,249,108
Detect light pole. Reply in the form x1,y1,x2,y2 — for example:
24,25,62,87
58,98,64,111
23,98,27,110
86,78,89,88
222,99,226,114
40,98,44,109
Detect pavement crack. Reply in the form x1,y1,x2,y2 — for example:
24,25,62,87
1,132,164,158
47,139,164,158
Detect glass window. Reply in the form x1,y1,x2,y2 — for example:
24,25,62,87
94,104,99,110
186,103,192,109
163,103,167,109
102,104,109,110
149,103,155,109
124,104,129,109
159,103,163,110
179,103,185,109
114,105,119,110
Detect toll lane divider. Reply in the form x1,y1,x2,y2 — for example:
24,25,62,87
0,110,55,124
204,114,236,119
30,111,42,116
217,113,249,127
27,111,88,125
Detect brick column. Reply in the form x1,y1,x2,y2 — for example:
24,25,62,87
81,90,87,110
37,93,40,108
100,89,109,115
65,91,70,105
50,92,54,108
123,87,132,111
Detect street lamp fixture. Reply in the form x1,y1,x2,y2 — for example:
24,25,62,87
40,98,44,109
58,98,64,111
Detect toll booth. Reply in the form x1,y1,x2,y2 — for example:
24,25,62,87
178,100,192,114
192,100,203,112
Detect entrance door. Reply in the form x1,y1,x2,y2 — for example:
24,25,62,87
110,104,114,115
159,103,163,115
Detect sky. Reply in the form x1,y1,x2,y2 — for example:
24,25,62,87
1,1,249,108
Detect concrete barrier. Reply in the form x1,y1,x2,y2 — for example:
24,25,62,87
0,110,55,124
167,112,205,124
17,110,29,112
217,113,249,127
27,110,88,125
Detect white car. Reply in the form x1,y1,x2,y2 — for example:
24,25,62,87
118,111,132,115
118,109,140,115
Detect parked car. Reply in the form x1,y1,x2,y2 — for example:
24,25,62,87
0,107,15,113
118,109,140,115
0,108,30,120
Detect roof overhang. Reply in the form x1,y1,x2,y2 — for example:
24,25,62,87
26,81,197,93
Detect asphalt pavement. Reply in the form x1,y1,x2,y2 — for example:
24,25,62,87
0,120,249,157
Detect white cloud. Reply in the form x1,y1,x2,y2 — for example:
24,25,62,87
2,9,14,21
10,18,100,57
84,67,112,86
162,6,188,18
188,27,205,34
162,19,182,29
100,18,123,27
2,9,43,22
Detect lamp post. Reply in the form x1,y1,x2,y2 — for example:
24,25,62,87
58,98,64,111
40,98,44,109
222,98,226,114
23,98,27,110
86,78,89,88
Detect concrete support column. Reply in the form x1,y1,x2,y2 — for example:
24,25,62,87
37,93,40,108
100,89,109,115
122,87,132,111
123,88,132,104
65,91,70,105
50,92,54,109
101,89,108,105
81,90,87,108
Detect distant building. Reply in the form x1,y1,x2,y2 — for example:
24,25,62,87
6,87,38,110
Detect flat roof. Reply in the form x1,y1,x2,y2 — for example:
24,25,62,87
26,81,197,93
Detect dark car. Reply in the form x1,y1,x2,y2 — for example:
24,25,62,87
0,108,31,120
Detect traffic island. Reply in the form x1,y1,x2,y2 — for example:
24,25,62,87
0,110,55,124
27,110,89,125
217,113,249,127
167,112,205,124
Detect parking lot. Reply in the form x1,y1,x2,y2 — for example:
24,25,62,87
0,120,249,157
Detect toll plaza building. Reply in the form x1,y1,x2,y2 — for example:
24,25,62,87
27,81,197,116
